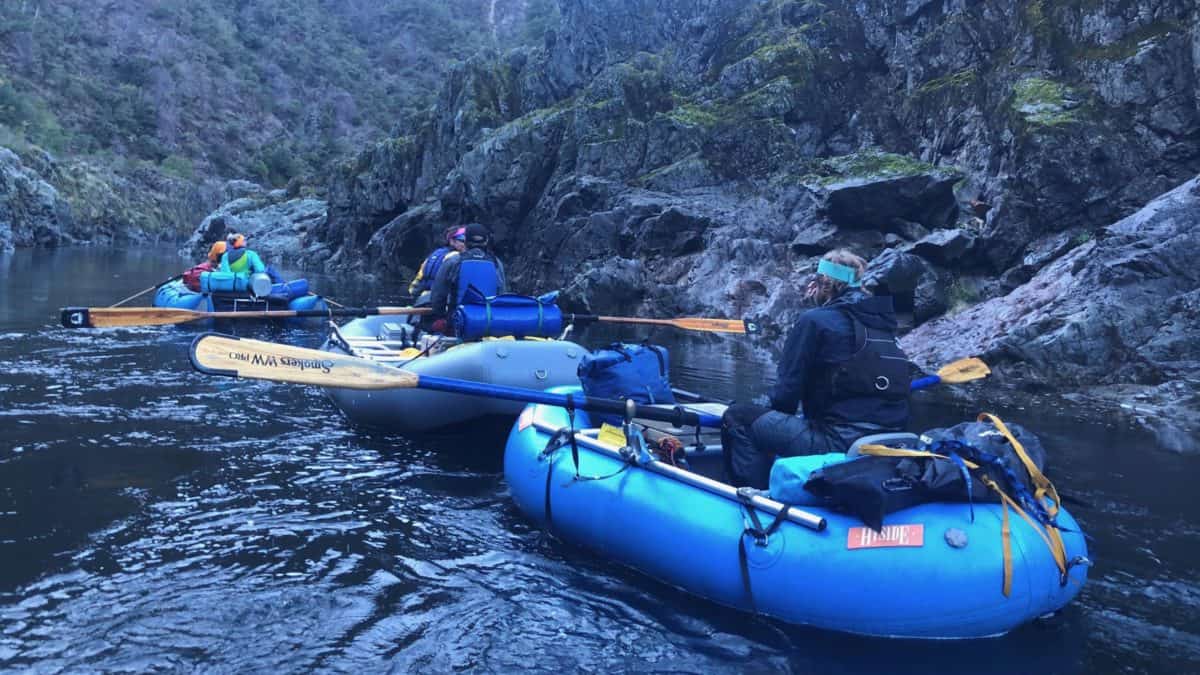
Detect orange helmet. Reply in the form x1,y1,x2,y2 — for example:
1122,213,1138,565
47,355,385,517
207,240,227,263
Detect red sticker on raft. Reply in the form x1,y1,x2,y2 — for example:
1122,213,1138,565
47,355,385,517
517,407,534,431
847,524,925,550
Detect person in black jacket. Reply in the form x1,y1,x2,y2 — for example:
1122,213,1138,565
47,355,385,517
427,223,507,333
722,249,911,489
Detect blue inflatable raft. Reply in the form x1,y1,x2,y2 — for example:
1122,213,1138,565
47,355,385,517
504,394,1090,639
153,279,327,316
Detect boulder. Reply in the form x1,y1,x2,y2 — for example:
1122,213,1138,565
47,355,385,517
818,154,961,231
902,175,1200,402
909,228,976,265
183,190,327,268
863,248,930,296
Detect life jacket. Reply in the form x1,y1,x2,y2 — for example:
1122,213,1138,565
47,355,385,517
414,247,452,294
225,247,249,274
829,313,911,404
455,256,500,304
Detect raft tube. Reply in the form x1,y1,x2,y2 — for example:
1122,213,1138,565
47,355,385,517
153,279,327,315
322,315,585,432
504,393,1091,639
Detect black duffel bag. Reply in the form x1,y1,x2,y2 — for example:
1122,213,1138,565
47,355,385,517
804,417,1049,531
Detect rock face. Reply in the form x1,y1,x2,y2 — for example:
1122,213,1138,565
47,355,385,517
186,0,1200,416
298,0,1198,322
903,174,1200,444
0,148,74,251
183,186,328,268
1,145,223,250
903,175,1200,389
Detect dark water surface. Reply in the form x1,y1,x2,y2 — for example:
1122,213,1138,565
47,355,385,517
1,247,1196,673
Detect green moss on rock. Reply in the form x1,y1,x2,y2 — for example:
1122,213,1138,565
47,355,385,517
1075,20,1185,61
915,68,978,97
1012,77,1080,127
824,150,940,182
664,101,722,128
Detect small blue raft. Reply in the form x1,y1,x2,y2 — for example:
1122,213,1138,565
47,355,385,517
154,279,327,316
504,393,1090,639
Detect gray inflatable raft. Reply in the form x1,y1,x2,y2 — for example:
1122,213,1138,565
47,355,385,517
321,315,585,432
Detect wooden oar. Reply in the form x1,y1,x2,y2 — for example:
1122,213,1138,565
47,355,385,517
189,333,720,428
190,333,992,428
109,273,184,308
568,314,758,335
60,305,430,329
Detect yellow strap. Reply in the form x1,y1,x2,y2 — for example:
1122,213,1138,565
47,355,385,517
981,475,1068,586
858,444,983,470
863,439,1070,596
979,413,1062,517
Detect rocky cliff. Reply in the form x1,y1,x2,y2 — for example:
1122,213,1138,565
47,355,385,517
300,1,1198,317
189,0,1200,430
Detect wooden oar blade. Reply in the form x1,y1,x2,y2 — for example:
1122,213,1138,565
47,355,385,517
670,317,758,334
935,357,991,384
61,306,202,328
190,333,418,390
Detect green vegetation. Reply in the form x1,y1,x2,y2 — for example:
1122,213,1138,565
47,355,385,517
664,101,722,129
748,37,815,84
1012,77,1080,127
0,0,538,187
1075,20,1185,61
825,150,940,181
915,68,978,97
160,155,195,180
0,82,67,152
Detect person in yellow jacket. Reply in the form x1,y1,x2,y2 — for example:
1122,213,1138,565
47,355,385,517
408,226,466,296
219,233,267,276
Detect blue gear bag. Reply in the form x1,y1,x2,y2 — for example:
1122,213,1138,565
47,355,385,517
578,342,675,423
454,290,563,341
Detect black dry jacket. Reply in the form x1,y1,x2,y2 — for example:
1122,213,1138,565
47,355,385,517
769,290,910,431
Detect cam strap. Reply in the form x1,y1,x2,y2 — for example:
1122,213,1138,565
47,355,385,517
860,414,1072,597
736,488,789,613
979,413,1061,518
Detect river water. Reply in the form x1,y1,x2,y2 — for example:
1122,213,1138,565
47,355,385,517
0,247,1196,673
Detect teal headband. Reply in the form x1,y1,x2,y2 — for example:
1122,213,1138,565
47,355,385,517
817,259,861,287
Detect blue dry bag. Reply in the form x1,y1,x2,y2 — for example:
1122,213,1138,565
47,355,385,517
578,343,675,423
200,271,250,293
453,290,564,341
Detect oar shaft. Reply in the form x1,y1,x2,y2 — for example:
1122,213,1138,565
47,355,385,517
60,305,430,328
911,375,941,390
109,273,183,308
415,374,721,428
205,306,430,321
567,314,752,334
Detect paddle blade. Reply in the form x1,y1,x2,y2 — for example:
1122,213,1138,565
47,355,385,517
669,317,756,334
61,306,204,328
934,357,991,384
190,333,418,390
